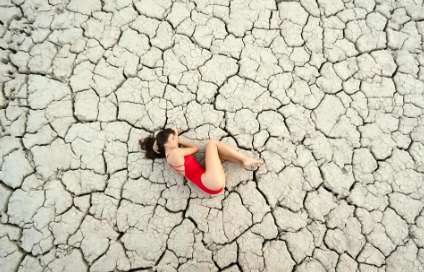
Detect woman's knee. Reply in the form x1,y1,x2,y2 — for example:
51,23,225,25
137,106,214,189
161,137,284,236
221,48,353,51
207,138,218,146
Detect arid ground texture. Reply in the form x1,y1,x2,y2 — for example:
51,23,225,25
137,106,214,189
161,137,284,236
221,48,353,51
1,0,424,271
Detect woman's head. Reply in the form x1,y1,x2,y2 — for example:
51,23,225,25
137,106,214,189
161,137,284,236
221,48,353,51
139,128,176,160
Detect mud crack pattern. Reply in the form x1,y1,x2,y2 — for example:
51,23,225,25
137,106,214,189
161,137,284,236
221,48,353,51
1,0,424,271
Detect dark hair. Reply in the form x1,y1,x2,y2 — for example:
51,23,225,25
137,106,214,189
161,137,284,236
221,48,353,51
139,128,175,160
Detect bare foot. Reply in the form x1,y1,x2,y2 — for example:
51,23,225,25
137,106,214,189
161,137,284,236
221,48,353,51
242,157,263,169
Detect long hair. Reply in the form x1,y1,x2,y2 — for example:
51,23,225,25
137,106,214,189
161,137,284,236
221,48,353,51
139,128,175,160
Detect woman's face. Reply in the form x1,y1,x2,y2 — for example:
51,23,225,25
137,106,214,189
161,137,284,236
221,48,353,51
165,133,178,148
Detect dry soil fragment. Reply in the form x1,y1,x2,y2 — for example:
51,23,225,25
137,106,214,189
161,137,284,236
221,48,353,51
263,240,295,272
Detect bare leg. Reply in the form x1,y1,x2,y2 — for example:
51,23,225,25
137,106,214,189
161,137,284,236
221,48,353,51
202,139,263,192
202,140,225,191
215,141,263,169
216,148,243,164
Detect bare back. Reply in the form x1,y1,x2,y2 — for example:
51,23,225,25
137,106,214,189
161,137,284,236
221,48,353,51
166,148,187,178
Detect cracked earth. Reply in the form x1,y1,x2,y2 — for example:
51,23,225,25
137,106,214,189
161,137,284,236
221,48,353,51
1,0,424,271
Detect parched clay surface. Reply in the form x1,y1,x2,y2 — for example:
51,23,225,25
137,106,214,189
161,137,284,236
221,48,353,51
1,0,424,271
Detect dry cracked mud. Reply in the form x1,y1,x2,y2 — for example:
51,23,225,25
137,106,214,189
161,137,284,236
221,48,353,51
1,0,424,271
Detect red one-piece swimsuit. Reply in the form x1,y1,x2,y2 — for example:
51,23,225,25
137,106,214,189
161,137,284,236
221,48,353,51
166,153,223,195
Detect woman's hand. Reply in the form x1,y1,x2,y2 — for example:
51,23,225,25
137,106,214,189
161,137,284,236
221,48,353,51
172,126,179,141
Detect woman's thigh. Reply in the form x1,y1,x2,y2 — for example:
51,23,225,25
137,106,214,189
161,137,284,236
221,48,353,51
201,139,225,191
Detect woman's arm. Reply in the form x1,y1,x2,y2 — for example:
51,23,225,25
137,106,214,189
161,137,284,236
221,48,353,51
172,126,179,138
172,126,198,151
178,139,197,149
177,139,199,156
172,127,181,146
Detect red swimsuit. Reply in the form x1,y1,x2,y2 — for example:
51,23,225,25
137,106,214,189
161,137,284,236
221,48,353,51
166,153,224,195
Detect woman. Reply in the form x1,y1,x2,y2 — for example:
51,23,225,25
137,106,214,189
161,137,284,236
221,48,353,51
139,127,263,195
